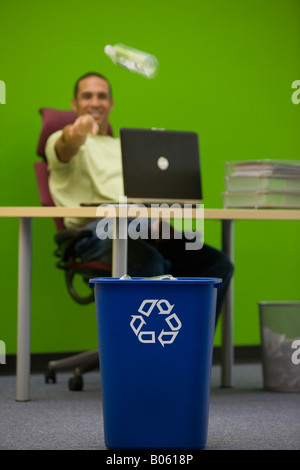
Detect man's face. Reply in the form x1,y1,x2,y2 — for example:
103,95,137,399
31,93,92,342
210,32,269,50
72,76,114,133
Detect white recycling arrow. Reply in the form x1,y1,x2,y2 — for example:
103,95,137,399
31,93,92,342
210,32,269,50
130,315,146,336
138,331,155,343
131,298,182,347
156,299,174,315
138,299,159,317
165,313,182,331
158,330,178,347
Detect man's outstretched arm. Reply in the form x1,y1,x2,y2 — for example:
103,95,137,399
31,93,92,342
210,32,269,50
55,114,99,163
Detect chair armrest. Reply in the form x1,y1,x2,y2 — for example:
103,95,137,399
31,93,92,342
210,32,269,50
54,229,94,265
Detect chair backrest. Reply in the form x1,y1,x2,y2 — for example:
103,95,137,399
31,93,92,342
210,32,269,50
35,107,113,230
37,107,113,159
37,108,78,159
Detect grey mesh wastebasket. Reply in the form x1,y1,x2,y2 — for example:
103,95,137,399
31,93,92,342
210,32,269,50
259,302,300,392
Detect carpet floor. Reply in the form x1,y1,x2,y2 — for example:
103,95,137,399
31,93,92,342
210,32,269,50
0,364,299,451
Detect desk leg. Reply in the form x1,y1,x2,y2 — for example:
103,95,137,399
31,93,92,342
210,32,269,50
112,217,128,277
221,219,234,388
16,218,32,401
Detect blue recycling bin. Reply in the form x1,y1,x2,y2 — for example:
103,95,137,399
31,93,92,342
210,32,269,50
89,276,222,450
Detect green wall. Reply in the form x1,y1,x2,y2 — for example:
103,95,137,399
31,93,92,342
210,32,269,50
1,0,299,354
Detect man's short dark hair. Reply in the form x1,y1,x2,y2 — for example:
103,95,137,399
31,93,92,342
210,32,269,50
74,72,113,99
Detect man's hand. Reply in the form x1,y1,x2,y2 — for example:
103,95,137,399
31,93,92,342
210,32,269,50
55,114,99,163
69,114,99,139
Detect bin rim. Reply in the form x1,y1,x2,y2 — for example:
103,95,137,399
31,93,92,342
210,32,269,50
89,276,222,288
259,301,300,307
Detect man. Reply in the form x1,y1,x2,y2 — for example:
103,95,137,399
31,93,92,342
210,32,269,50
46,72,234,324
46,72,122,230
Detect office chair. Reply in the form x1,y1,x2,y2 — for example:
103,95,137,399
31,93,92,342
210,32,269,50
35,107,113,390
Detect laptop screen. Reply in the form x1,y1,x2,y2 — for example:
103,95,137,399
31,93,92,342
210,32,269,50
119,128,202,203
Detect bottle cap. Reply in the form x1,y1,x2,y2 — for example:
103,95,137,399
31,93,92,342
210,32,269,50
104,45,112,56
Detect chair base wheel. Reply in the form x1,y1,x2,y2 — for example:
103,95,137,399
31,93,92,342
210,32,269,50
68,374,84,391
45,370,56,384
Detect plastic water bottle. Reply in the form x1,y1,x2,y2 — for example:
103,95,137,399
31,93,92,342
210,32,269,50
104,44,159,79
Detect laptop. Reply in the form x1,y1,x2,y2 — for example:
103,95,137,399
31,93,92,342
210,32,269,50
81,127,202,207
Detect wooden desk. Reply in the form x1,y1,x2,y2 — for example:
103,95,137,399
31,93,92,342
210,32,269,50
1,206,299,401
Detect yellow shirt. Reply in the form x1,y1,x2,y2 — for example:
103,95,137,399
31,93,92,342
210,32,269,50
45,130,124,228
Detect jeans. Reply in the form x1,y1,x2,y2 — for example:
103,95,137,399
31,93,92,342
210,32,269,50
76,219,234,325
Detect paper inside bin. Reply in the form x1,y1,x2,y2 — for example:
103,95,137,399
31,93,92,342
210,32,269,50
262,327,300,391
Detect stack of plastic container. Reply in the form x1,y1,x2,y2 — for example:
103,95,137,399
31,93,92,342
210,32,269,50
222,159,300,208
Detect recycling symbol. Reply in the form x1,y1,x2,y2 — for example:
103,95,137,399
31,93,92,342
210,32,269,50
130,299,182,347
